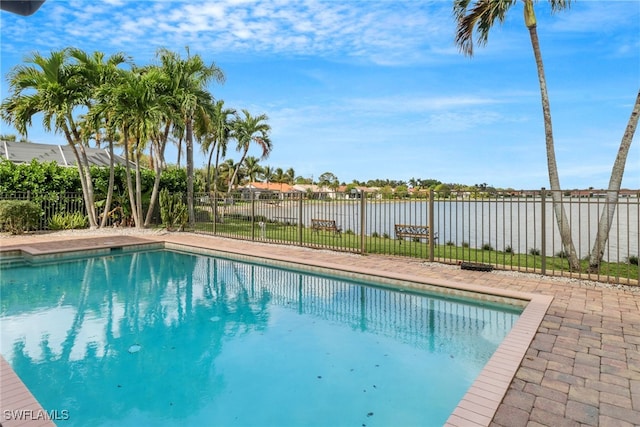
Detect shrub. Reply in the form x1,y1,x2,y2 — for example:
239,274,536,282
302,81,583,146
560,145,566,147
555,249,568,259
159,189,188,231
48,212,88,230
446,240,455,246
382,233,390,239
0,200,41,234
529,248,541,256
371,231,380,238
462,241,469,248
627,255,638,266
482,243,494,251
505,245,513,254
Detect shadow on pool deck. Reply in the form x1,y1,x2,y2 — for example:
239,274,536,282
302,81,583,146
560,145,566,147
1,230,639,426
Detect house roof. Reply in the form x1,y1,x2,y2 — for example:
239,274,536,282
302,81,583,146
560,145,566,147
243,182,295,192
0,140,130,168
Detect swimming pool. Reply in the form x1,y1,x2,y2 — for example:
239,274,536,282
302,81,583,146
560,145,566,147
1,248,523,426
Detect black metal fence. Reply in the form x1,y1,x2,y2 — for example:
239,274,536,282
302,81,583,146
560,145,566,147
0,191,86,230
193,189,639,285
1,189,638,285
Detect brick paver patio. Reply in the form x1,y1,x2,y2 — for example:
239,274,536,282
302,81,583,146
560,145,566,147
1,231,638,426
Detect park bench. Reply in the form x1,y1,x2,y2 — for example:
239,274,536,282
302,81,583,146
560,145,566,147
394,224,438,243
311,219,342,236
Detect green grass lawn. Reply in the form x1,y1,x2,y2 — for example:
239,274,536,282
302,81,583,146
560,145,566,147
190,218,638,283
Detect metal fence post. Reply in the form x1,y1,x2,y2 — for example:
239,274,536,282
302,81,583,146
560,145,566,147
251,194,256,241
360,190,366,254
212,192,217,235
298,192,303,245
540,187,546,275
429,188,435,262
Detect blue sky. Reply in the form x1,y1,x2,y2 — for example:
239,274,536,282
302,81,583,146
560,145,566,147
1,0,638,189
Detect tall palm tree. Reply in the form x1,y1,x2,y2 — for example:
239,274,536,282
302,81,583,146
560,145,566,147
106,67,167,228
157,48,224,227
1,50,100,228
227,109,272,195
141,58,189,228
454,0,580,270
69,48,129,228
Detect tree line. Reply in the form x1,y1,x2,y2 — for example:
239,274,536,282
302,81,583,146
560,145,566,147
1,47,272,229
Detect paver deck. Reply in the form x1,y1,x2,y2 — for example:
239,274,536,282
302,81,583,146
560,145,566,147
1,231,639,426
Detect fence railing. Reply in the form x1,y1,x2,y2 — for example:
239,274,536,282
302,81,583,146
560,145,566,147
193,189,639,285
2,189,638,285
0,191,87,231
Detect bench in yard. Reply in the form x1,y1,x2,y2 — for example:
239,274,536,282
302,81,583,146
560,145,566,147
394,224,438,243
311,219,342,236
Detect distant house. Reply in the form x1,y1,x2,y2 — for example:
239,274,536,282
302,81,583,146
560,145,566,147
0,140,130,167
292,184,338,199
240,182,297,200
570,189,639,198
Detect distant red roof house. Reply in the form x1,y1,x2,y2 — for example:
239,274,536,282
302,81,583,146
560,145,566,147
243,182,294,193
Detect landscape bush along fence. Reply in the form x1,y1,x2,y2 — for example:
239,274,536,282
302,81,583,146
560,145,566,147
0,192,86,231
2,189,637,285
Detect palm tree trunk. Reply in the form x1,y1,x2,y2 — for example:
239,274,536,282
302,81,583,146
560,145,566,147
206,142,217,193
123,129,139,227
134,142,144,228
144,125,171,227
100,137,116,228
176,136,183,169
588,89,640,270
186,118,196,227
76,143,99,228
213,144,222,223
62,126,98,229
527,19,580,271
227,148,248,197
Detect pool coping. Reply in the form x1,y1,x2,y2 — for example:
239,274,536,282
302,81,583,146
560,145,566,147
0,234,553,426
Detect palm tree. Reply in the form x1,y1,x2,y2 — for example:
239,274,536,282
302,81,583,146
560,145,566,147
261,165,274,185
243,156,263,184
273,167,286,184
227,109,272,195
141,61,180,227
69,48,129,228
588,90,640,270
454,0,580,271
197,100,235,193
1,49,100,228
156,48,225,227
285,167,295,184
106,66,167,228
218,158,239,192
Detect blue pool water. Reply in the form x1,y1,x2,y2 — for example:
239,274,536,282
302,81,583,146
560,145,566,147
0,249,521,426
